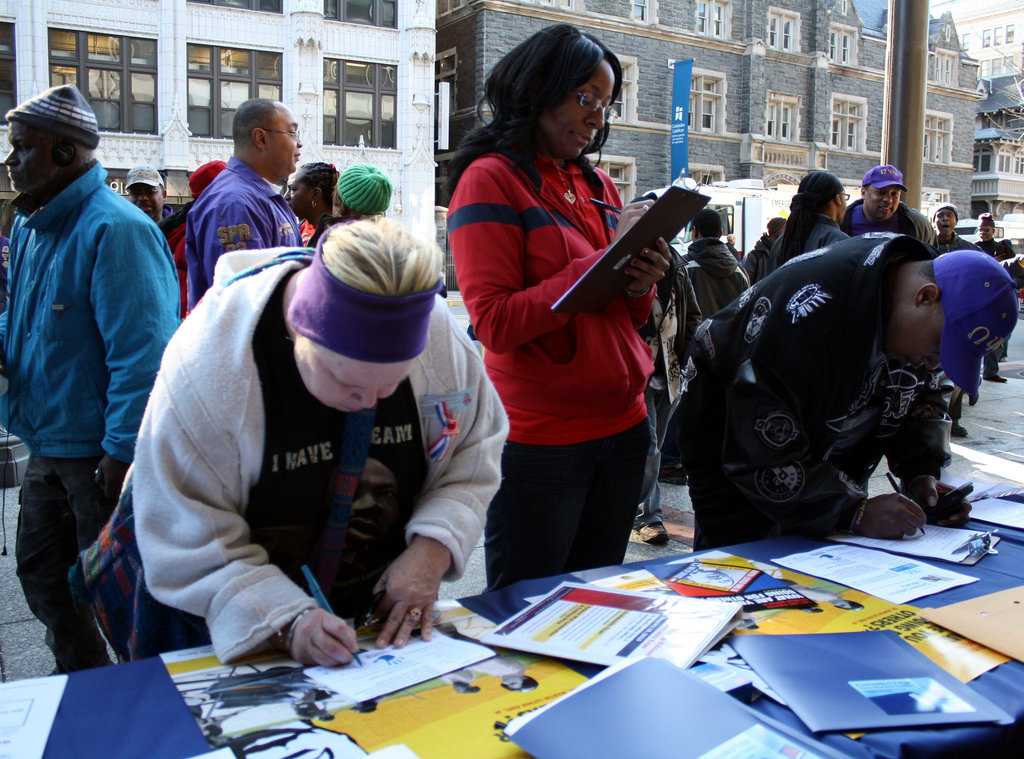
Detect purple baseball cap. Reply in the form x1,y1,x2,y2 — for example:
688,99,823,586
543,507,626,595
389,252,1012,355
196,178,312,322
934,249,1018,397
862,165,908,191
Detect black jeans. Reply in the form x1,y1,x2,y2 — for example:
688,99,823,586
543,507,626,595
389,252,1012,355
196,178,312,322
16,455,114,672
484,420,649,591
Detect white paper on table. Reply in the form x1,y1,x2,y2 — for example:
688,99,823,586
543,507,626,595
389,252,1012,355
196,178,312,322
304,632,494,703
770,544,977,604
0,674,67,759
970,497,1024,529
825,524,992,563
368,745,423,758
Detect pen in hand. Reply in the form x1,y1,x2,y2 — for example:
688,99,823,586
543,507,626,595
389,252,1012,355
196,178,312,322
886,473,925,536
302,564,362,667
588,197,622,214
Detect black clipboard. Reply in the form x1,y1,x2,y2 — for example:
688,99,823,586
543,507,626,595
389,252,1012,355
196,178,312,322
552,186,709,314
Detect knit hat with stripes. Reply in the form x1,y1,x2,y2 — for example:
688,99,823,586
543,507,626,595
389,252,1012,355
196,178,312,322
6,85,100,149
336,164,393,216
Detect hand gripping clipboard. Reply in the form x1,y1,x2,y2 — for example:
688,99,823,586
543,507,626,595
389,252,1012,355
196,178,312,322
552,186,710,314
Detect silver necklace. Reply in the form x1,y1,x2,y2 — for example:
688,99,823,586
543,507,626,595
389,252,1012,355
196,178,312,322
558,168,577,204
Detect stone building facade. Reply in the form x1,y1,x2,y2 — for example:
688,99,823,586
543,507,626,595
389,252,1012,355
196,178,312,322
436,0,978,213
935,0,1024,218
0,0,439,241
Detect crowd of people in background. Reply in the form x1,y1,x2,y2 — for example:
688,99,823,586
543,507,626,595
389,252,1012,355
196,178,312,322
1,21,1022,675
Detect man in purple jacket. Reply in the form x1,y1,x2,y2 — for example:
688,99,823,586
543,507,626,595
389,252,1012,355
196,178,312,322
185,99,302,308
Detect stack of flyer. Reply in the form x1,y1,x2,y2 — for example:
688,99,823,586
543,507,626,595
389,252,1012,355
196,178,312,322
481,582,742,668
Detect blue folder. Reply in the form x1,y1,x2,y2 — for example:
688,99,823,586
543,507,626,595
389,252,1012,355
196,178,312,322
731,630,1012,733
44,656,209,758
507,657,847,759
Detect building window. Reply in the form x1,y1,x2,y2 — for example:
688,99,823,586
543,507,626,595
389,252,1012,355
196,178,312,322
982,29,991,47
324,0,396,25
632,0,647,22
830,97,864,152
611,57,637,123
994,27,1003,46
688,72,724,134
923,113,951,164
697,1,728,38
187,45,282,139
436,49,456,112
1008,25,1015,44
0,24,13,120
49,29,157,134
768,9,799,52
188,0,281,10
1015,153,1024,175
766,93,797,142
829,26,857,65
689,165,724,185
596,157,636,202
961,33,969,51
929,51,957,86
323,59,397,149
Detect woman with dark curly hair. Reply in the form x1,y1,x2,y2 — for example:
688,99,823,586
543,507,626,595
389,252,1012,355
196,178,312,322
770,170,849,271
287,162,339,245
447,24,670,590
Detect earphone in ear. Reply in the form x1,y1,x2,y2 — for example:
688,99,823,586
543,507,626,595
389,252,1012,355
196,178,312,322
52,139,76,167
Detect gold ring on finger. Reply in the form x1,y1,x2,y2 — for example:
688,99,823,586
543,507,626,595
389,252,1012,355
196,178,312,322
407,607,422,625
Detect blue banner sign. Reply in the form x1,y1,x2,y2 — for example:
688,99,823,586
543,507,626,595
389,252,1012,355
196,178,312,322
671,59,694,185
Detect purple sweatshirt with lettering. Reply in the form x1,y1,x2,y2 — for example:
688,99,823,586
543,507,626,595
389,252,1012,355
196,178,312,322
185,157,301,309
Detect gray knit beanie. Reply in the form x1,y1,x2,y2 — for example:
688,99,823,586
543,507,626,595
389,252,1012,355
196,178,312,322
6,85,100,149
336,164,393,215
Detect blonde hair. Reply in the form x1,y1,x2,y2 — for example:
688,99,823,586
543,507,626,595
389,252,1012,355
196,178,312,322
320,218,442,296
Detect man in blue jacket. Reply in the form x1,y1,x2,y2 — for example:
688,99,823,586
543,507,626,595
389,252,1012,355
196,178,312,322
185,98,303,308
1,85,179,672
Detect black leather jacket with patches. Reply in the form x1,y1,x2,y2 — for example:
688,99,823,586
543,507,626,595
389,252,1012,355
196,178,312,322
678,234,951,545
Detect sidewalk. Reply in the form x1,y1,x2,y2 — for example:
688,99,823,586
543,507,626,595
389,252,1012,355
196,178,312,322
3,322,1023,682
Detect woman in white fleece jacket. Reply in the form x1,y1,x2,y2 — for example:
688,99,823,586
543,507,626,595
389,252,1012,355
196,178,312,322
133,219,507,665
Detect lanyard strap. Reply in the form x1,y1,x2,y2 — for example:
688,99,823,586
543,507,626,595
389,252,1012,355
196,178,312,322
312,405,376,594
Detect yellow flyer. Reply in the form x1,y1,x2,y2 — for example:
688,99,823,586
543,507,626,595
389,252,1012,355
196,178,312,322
663,552,1007,682
316,651,587,758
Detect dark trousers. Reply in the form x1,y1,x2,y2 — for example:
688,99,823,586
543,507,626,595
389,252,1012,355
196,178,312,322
484,420,649,591
17,455,114,672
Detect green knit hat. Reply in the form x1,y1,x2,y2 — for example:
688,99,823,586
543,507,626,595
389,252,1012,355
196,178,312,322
336,164,393,215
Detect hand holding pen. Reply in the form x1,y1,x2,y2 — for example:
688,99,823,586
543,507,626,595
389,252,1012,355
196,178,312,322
849,474,926,539
275,564,363,668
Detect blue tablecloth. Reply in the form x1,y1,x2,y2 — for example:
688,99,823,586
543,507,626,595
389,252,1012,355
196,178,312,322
460,522,1024,758
41,521,1024,758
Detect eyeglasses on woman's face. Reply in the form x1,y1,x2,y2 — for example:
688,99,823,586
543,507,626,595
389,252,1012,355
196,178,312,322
574,91,617,124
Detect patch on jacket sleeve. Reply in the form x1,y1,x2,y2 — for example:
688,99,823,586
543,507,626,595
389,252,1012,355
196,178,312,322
864,240,888,267
737,287,755,309
744,297,771,343
680,355,697,395
753,410,799,450
755,463,805,501
786,283,832,324
694,320,714,360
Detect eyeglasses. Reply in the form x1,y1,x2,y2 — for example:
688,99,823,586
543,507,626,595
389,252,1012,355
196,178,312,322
260,127,301,141
842,193,851,202
574,91,617,123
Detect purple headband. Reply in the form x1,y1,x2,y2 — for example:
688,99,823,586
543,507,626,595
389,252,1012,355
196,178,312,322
287,247,438,363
